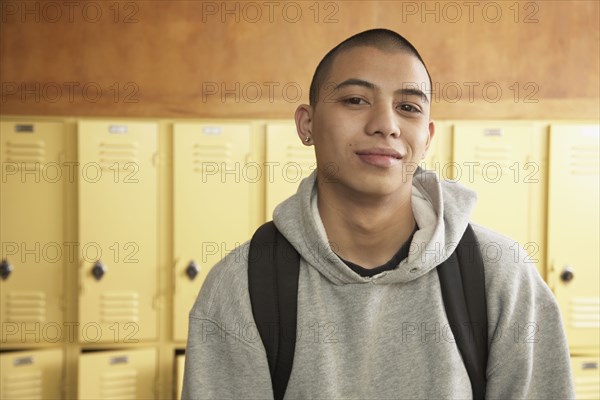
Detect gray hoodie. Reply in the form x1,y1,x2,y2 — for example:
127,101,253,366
182,167,575,400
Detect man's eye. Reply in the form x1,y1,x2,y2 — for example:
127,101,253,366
343,97,367,105
399,104,421,113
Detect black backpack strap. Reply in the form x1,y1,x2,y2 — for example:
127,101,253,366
437,223,488,400
248,221,300,400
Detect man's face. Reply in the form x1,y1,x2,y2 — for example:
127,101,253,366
304,46,434,198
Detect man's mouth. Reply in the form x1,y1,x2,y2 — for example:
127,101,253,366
355,148,405,167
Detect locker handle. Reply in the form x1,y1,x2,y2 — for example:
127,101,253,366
108,124,128,134
13,356,34,366
559,265,574,283
186,260,200,280
92,260,107,281
110,356,129,365
484,128,503,136
0,258,13,280
582,362,598,370
15,124,34,133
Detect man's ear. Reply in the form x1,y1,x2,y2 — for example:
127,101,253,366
425,119,436,151
295,104,314,146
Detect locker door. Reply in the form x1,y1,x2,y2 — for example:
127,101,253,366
265,121,316,219
452,122,547,276
0,120,65,343
173,122,255,341
176,354,185,400
78,120,158,342
547,124,599,353
571,356,600,399
0,348,63,399
78,347,156,399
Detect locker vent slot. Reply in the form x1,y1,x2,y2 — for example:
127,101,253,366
100,292,140,323
574,376,600,399
569,146,599,176
4,141,45,164
570,297,600,328
285,145,316,172
2,370,42,398
98,142,139,170
193,143,233,172
472,144,512,174
101,370,137,399
6,292,46,322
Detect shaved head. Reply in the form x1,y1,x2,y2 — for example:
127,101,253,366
309,29,432,106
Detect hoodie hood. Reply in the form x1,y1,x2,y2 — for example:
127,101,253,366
273,166,477,285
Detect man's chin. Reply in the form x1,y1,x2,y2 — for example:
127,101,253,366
347,178,414,201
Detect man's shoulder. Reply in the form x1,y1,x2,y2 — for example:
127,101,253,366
469,222,534,271
189,240,252,319
468,222,554,306
469,222,521,251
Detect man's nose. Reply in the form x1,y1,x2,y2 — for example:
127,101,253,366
365,103,400,138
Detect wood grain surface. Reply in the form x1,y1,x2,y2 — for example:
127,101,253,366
1,0,598,119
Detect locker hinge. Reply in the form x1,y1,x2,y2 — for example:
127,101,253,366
172,257,180,294
547,261,556,292
153,292,165,310
153,376,161,399
60,369,67,400
78,260,86,296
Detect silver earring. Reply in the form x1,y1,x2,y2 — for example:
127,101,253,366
305,136,311,142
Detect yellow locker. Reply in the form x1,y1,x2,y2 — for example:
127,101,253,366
547,124,599,354
0,348,63,399
265,121,316,220
176,354,185,400
173,122,256,341
0,120,65,344
78,120,158,343
452,122,547,277
78,347,156,399
572,356,600,399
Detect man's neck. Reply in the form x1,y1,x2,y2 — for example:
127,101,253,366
317,179,416,269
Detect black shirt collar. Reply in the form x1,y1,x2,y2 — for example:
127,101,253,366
337,223,419,278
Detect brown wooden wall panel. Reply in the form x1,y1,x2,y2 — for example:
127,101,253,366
1,0,598,119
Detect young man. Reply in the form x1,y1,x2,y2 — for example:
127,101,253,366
182,29,575,399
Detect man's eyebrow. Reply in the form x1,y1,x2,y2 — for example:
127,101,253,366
333,78,376,91
395,88,430,105
333,79,430,105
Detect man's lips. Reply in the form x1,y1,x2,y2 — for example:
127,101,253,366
355,148,403,159
355,148,405,168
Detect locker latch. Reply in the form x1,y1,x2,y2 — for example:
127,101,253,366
560,265,574,283
0,259,13,280
186,260,200,280
92,260,107,281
